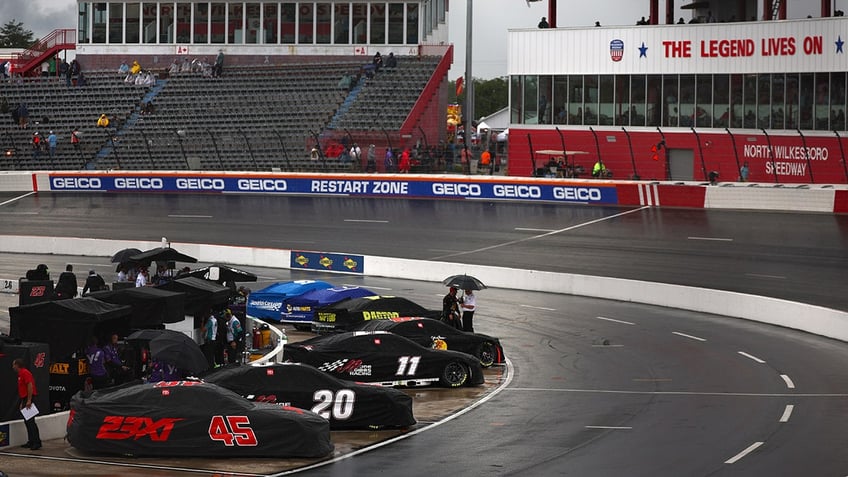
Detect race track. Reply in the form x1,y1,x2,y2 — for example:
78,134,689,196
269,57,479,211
1,193,847,477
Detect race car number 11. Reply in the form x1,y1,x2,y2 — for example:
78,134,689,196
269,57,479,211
208,415,258,446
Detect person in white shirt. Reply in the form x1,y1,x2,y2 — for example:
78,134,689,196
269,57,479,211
460,289,477,332
135,267,148,287
202,311,219,367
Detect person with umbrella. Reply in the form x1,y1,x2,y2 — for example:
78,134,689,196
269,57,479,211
460,289,477,332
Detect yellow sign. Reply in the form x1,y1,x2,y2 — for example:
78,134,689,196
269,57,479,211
362,311,400,320
317,312,337,323
50,362,69,375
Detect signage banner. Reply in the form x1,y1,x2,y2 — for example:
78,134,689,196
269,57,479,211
45,174,619,204
291,251,364,274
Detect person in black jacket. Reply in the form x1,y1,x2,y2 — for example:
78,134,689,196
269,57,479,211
82,270,107,295
55,264,78,299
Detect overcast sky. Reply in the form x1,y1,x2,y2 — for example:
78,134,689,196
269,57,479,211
3,0,826,79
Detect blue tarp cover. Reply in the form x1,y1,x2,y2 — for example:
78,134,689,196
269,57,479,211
282,286,376,322
247,280,333,321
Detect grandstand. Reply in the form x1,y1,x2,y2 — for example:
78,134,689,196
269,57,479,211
1,53,449,172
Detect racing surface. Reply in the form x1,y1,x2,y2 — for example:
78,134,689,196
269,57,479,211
1,193,847,476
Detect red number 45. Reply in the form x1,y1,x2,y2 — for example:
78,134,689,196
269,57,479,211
208,415,258,446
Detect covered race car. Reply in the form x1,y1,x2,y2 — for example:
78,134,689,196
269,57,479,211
313,295,441,333
203,362,415,430
284,331,484,388
67,381,333,458
351,317,506,367
282,286,376,323
247,280,333,324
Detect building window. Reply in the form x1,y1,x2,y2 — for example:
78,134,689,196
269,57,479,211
352,3,367,44
142,2,156,43
160,3,174,43
771,74,785,129
568,75,583,125
815,73,830,130
831,72,845,130
108,3,123,43
695,75,712,127
176,2,191,43
756,74,771,129
799,73,814,130
370,3,386,44
194,2,209,44
406,4,418,44
298,3,314,44
263,3,278,44
510,75,522,124
552,75,568,125
388,3,404,44
228,3,243,43
614,75,630,126
210,3,225,43
245,3,260,44
126,3,140,43
79,2,90,44
713,74,729,127
631,75,647,126
93,3,107,43
281,3,295,44
316,3,332,44
334,3,350,44
678,74,694,127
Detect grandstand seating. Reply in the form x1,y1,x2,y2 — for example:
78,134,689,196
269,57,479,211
0,55,447,173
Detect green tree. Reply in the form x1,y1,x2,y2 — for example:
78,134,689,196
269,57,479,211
0,19,36,48
449,77,509,122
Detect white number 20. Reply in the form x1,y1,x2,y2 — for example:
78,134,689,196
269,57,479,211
313,389,355,420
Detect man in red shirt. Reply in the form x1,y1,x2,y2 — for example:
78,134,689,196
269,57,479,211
13,358,42,450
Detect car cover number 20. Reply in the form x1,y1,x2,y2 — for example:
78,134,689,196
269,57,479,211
208,415,258,446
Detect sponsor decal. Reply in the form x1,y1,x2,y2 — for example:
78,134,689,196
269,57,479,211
362,311,400,320
291,251,364,274
50,363,69,375
96,416,184,441
34,352,46,368
610,39,625,62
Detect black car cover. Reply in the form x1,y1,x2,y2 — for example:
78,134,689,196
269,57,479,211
314,296,440,331
67,381,333,457
203,363,415,429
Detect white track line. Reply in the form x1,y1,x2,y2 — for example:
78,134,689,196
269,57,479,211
585,426,632,430
738,351,766,364
430,206,650,260
519,304,556,311
343,219,389,223
515,227,556,232
725,441,764,464
672,331,706,342
596,316,635,325
343,283,392,291
745,273,786,280
780,374,795,389
688,236,734,242
779,404,794,423
0,191,35,207
167,214,212,218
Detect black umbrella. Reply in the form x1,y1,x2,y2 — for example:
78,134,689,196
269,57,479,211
111,248,142,263
187,264,258,284
130,247,198,266
131,329,207,375
442,274,487,291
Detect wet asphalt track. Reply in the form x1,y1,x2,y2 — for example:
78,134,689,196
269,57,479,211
1,192,847,477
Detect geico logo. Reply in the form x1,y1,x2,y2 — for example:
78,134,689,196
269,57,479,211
51,177,101,189
493,184,541,198
175,178,225,190
237,178,287,191
432,183,482,196
552,187,603,201
114,177,164,189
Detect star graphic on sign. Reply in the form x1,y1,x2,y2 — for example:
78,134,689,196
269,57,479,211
639,42,648,57
837,35,845,54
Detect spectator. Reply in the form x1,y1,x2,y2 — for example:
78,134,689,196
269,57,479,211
168,59,179,75
338,74,352,90
538,17,550,28
366,144,377,172
202,310,220,367
116,265,129,282
47,131,57,160
135,267,149,287
70,59,81,81
31,132,41,160
97,114,109,128
40,61,49,78
56,264,78,299
130,60,141,75
70,128,81,151
59,59,69,80
17,103,29,128
310,146,320,161
708,170,719,185
739,161,750,182
214,50,224,77
118,60,129,75
385,52,398,69
677,17,686,24
25,264,49,281
594,21,601,27
82,269,107,295
12,358,42,450
372,52,383,72
399,148,411,173
442,287,461,329
384,148,395,172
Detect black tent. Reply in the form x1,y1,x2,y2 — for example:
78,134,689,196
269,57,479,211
88,287,186,327
130,247,198,266
157,277,231,315
9,298,133,359
313,296,441,332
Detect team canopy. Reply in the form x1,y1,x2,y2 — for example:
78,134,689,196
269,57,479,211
157,277,231,315
88,287,186,327
9,298,133,359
